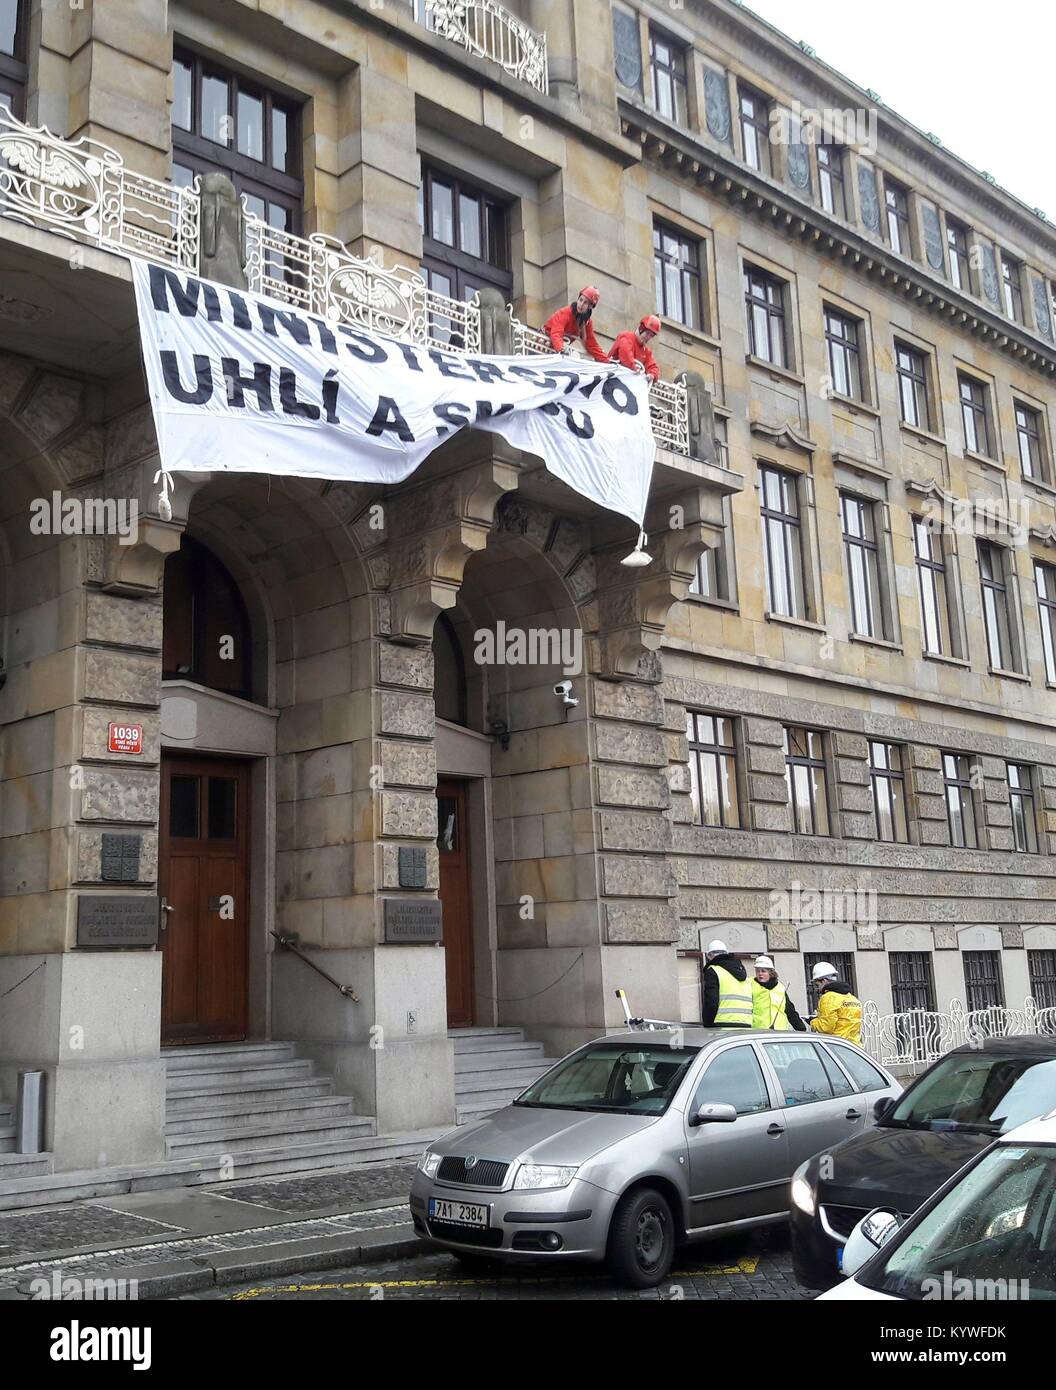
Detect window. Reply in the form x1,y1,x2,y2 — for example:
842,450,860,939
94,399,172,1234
895,343,930,429
649,29,688,124
958,374,992,456
817,143,845,218
884,179,911,254
830,1044,889,1093
889,952,937,1058
913,519,956,657
762,1040,837,1106
1028,949,1056,1009
1035,561,1056,683
804,952,857,1000
1007,763,1038,854
0,0,27,114
744,266,788,367
653,222,702,330
738,85,771,175
433,614,467,727
870,742,909,843
825,309,862,399
689,513,730,602
942,753,978,849
686,712,740,828
840,493,883,638
963,952,1004,1011
419,165,512,327
946,218,970,291
784,726,829,836
691,1046,771,1115
759,464,805,617
978,541,1018,672
171,49,302,233
1015,403,1047,481
1001,254,1024,322
163,537,252,701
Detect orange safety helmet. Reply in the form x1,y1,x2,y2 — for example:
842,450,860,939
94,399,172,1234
579,285,601,306
639,314,661,335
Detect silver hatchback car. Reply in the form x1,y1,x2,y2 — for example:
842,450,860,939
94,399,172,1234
411,1027,901,1287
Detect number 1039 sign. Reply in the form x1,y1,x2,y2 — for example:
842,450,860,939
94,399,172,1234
108,722,143,755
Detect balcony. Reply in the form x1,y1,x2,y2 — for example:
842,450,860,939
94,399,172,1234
0,108,703,462
415,0,549,95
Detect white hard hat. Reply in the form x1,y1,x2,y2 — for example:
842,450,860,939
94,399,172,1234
706,939,728,955
754,955,775,970
811,961,837,982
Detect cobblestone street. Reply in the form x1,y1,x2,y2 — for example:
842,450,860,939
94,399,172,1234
182,1227,818,1301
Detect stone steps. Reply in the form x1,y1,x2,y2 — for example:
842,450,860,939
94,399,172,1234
0,1102,13,1156
449,1027,558,1125
165,1077,334,1115
165,1059,316,1091
0,1151,52,1181
163,1041,297,1070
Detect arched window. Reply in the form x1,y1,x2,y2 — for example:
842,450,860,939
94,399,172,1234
163,536,252,700
433,612,467,727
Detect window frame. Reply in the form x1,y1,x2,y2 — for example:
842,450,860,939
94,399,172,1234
648,27,689,125
653,220,703,331
816,142,846,218
895,341,931,431
962,951,1005,1011
1015,401,1047,482
0,0,28,115
889,951,937,1014
171,46,303,231
804,951,858,1001
738,83,772,175
1007,763,1039,855
977,539,1019,673
883,177,911,255
825,307,863,400
1027,949,1056,1010
913,517,958,658
685,711,741,829
840,492,885,638
759,463,806,619
419,162,513,306
945,218,970,292
1034,560,1056,683
744,264,789,368
869,740,910,844
958,372,992,458
1001,253,1024,323
942,752,978,850
783,725,831,837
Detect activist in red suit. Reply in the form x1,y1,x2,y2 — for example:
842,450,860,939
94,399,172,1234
543,286,610,362
609,315,662,381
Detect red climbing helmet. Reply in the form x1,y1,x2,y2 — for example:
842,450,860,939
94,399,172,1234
639,314,661,335
579,285,601,306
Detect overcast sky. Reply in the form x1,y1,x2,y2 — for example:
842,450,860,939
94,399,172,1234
741,0,1055,218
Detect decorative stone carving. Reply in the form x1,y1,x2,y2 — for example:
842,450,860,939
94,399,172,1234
477,287,514,355
980,243,1000,305
679,371,718,465
1033,275,1053,340
612,8,643,92
857,163,880,232
921,202,944,271
200,172,247,291
786,129,811,191
703,67,732,144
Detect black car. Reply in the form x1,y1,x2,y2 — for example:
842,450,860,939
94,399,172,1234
789,1035,1056,1288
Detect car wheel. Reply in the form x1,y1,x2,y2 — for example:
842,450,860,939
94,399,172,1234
792,1253,840,1291
606,1186,675,1289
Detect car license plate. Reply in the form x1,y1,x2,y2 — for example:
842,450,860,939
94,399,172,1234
429,1198,489,1229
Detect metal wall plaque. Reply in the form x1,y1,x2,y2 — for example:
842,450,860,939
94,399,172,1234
76,895,159,949
100,833,142,883
383,898,443,944
398,846,428,889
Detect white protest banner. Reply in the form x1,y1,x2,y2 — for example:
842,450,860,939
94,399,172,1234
130,261,656,526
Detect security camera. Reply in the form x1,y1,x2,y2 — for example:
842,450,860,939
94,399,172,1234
554,680,579,709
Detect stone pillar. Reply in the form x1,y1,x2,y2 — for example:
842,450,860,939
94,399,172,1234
743,718,793,834
907,744,950,847
979,754,1015,851
831,731,874,839
333,64,421,264
1039,765,1056,855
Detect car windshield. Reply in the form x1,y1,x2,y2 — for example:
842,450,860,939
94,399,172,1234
514,1043,698,1115
860,1143,1056,1301
881,1054,1056,1137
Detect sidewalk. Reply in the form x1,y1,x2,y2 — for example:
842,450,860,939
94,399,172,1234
0,1161,422,1299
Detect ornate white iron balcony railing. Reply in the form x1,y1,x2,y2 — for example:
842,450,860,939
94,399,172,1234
420,0,549,95
0,108,198,269
860,996,1056,1069
243,215,482,353
512,313,691,454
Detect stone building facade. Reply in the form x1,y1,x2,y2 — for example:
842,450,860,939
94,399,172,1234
1,0,1055,1178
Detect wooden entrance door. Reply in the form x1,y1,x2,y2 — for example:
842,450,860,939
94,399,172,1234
159,756,250,1044
437,780,474,1028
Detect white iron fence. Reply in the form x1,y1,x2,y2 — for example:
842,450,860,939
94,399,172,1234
420,0,549,94
861,996,1056,1069
0,107,198,268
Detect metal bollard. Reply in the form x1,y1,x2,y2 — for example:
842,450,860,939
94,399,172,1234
16,1070,45,1154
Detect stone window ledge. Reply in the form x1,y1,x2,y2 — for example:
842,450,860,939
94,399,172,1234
830,392,881,419
1023,474,1056,498
923,651,971,669
765,611,826,633
850,632,903,652
965,448,1005,472
686,594,740,613
660,316,723,355
746,354,805,387
988,666,1031,683
899,422,947,449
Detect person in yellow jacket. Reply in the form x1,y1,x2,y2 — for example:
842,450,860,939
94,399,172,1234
808,961,862,1043
701,939,753,1028
749,956,807,1032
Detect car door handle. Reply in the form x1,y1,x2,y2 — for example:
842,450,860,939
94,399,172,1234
766,1123,784,1136
845,1109,861,1120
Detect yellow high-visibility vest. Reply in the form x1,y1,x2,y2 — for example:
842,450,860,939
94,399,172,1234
711,964,753,1026
751,978,791,1030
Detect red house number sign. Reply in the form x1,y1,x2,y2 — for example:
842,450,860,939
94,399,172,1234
108,722,143,755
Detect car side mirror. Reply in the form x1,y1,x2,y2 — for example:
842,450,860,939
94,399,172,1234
690,1102,738,1127
873,1095,895,1122
841,1207,901,1278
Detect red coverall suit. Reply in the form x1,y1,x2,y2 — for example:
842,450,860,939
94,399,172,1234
542,304,610,363
609,331,660,381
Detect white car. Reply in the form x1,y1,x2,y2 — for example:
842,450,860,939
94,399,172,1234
819,1109,1056,1301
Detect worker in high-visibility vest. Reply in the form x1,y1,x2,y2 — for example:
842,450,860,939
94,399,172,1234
701,939,753,1028
749,955,807,1032
808,961,863,1043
